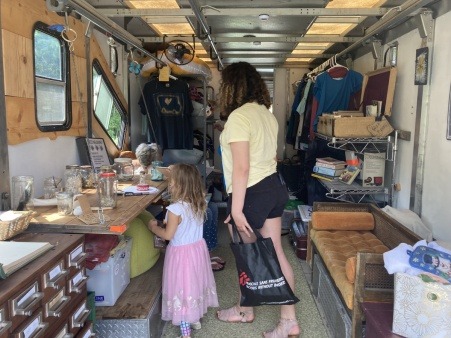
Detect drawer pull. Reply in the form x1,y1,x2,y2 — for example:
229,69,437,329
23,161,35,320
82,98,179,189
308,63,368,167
13,312,48,338
12,284,44,316
68,252,86,269
0,320,12,335
46,295,71,317
69,274,88,294
70,307,90,328
53,324,74,338
19,322,49,338
44,268,68,289
81,329,95,338
68,244,86,269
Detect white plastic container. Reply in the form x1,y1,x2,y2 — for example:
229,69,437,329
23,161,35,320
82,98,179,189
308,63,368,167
86,237,132,306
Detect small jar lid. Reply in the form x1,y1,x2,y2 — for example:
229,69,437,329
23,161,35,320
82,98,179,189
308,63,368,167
114,158,132,163
100,172,116,177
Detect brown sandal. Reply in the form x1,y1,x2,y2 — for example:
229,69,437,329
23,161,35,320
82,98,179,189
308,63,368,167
262,318,301,338
216,305,254,323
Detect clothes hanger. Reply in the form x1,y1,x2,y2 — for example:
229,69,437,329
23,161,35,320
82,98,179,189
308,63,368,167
327,55,349,72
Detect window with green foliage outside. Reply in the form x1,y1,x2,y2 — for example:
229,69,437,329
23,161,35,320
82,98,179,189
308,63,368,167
92,60,126,148
33,22,71,131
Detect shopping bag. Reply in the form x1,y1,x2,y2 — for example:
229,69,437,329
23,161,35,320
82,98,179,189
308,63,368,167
230,222,299,306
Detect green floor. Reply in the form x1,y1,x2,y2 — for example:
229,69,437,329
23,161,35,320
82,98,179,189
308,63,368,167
161,209,329,338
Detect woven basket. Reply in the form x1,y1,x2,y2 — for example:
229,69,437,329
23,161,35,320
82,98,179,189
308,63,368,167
0,211,33,240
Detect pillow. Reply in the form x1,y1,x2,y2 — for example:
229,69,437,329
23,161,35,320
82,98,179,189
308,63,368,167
381,206,432,241
311,212,374,231
124,211,160,278
345,257,357,284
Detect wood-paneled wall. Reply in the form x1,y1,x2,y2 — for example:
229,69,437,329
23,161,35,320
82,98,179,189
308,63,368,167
1,0,128,154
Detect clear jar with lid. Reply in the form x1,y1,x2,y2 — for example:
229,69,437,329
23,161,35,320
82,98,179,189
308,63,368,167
79,165,95,188
97,169,117,208
11,175,34,211
64,165,82,196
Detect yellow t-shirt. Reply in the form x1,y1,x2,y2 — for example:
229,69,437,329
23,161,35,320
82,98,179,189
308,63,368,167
220,102,278,194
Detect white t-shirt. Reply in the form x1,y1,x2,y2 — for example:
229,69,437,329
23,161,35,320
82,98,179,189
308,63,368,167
220,102,278,194
165,201,204,246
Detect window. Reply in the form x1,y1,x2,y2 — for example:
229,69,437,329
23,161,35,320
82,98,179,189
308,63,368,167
92,60,126,148
33,22,71,131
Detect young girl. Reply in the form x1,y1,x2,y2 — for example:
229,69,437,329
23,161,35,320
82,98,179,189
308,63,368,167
148,163,218,338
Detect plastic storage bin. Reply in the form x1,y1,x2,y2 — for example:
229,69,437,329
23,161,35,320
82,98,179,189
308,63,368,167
86,237,132,306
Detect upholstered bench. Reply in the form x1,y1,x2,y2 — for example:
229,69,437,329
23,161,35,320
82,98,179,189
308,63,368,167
307,202,421,338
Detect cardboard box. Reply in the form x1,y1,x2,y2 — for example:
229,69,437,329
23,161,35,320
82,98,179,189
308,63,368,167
86,237,132,306
393,273,451,338
362,152,385,187
318,114,376,137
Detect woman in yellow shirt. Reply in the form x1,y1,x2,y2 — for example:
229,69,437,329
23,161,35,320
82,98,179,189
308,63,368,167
216,62,300,338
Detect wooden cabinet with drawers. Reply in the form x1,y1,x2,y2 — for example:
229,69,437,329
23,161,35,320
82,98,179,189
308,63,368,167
0,233,91,338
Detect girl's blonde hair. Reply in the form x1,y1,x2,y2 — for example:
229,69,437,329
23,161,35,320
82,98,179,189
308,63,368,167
169,163,207,220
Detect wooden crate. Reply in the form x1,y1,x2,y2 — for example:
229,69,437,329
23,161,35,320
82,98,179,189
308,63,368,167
318,115,376,137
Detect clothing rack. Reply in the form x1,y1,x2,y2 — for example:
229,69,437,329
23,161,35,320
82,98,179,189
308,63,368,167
307,0,432,76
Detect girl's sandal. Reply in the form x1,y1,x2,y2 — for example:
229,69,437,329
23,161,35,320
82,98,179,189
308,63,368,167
216,305,254,323
211,256,226,266
262,318,301,338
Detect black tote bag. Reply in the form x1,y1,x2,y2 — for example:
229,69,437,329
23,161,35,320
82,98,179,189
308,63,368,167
230,222,299,306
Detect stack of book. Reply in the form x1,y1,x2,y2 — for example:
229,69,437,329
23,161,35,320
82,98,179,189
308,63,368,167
312,157,347,181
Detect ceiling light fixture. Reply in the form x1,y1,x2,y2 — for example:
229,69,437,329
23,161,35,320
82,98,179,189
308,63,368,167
258,14,270,21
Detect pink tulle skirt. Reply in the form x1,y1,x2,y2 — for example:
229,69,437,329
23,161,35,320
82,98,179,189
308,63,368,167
162,239,219,324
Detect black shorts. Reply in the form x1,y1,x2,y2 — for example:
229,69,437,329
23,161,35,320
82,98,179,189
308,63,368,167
227,172,289,229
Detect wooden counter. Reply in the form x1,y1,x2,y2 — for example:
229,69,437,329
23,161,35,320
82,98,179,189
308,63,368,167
26,180,167,235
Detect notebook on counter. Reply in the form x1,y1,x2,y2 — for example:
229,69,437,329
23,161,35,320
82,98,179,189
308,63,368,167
0,241,54,279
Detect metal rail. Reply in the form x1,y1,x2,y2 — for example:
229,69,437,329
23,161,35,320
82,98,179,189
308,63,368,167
46,0,166,66
309,0,437,74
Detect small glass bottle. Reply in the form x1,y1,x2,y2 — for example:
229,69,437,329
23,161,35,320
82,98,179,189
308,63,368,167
64,165,82,196
98,170,117,208
79,165,95,189
137,170,150,191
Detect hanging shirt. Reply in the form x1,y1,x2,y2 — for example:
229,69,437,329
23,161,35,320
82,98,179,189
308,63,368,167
311,68,363,136
139,77,194,150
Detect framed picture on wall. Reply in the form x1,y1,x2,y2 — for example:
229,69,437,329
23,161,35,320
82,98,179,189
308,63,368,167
447,83,451,140
414,47,429,85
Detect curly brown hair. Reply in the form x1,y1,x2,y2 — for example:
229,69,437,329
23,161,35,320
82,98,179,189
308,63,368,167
168,163,207,220
218,62,271,120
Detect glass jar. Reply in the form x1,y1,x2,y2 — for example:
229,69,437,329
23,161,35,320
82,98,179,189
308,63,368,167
137,170,150,191
97,170,117,208
56,192,73,215
113,158,134,181
79,165,95,188
11,176,34,211
43,177,62,199
64,165,82,196
150,160,164,181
